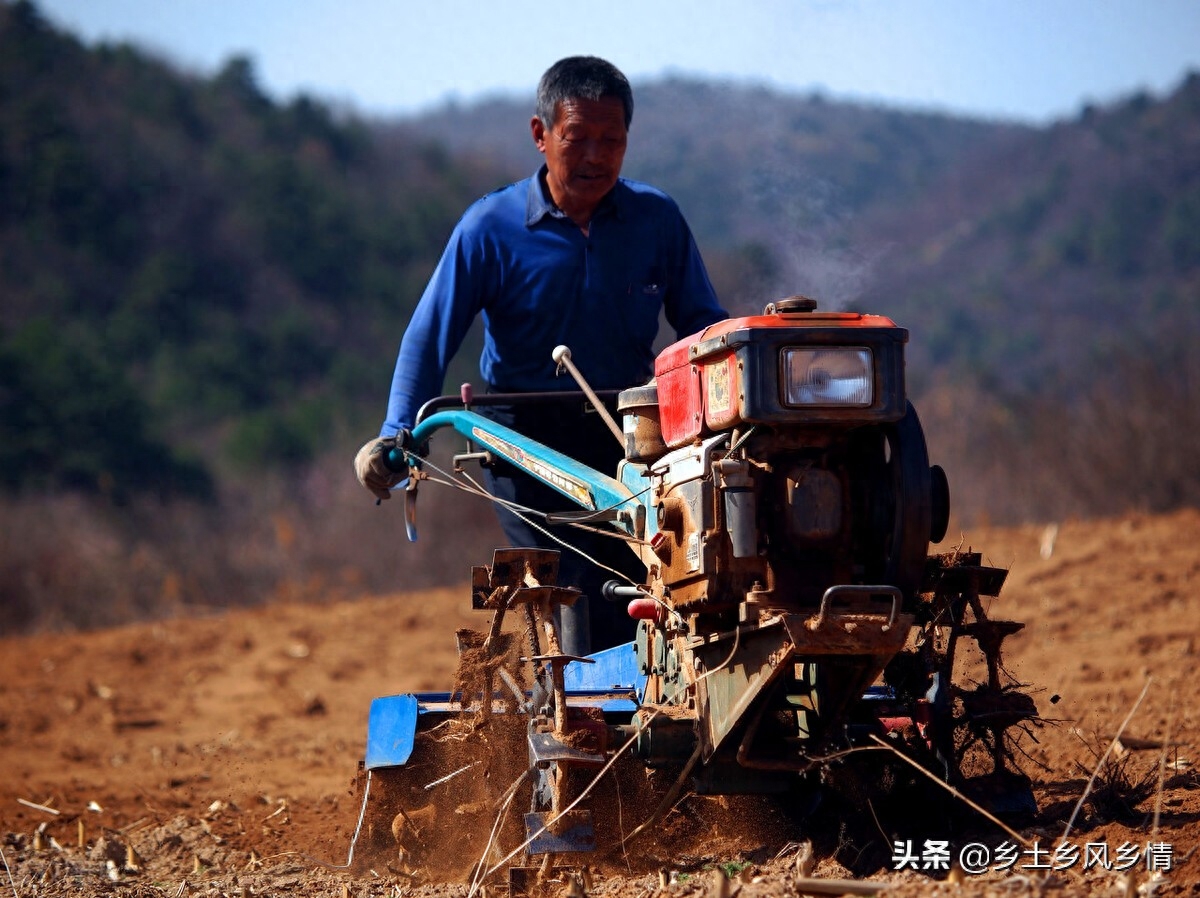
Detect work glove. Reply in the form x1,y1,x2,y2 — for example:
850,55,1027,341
354,432,409,501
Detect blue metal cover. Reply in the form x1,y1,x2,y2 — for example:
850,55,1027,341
364,694,419,770
563,641,642,695
364,645,644,770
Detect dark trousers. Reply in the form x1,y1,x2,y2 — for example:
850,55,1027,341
479,398,642,655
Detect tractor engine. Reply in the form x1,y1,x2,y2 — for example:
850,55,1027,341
617,296,950,621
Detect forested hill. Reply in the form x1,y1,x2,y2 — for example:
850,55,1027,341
395,80,1024,246
2,0,1198,520
396,78,1200,401
851,77,1200,522
855,76,1200,396
0,0,506,499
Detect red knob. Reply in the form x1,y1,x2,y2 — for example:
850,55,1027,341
627,597,664,624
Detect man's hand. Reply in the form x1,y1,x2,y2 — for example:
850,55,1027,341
354,433,409,501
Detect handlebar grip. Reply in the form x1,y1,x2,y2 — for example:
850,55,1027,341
382,429,415,472
602,580,645,602
384,446,407,473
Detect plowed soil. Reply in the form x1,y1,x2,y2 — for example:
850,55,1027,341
2,510,1198,896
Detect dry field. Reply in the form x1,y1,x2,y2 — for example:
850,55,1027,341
2,510,1198,896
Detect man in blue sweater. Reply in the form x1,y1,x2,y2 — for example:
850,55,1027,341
356,56,727,653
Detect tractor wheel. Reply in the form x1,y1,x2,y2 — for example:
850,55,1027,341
881,401,933,601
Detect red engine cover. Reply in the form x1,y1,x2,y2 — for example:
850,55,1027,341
654,310,903,449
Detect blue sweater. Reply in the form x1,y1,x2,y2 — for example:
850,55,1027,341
382,167,727,435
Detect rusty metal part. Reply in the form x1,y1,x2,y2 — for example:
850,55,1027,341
689,601,915,768
917,552,1039,806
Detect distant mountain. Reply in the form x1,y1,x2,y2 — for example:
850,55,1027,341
859,77,1200,396
397,73,1200,522
391,80,1030,310
4,0,1199,634
2,0,1197,521
396,75,1199,389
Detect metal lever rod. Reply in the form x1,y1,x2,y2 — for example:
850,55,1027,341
601,580,646,602
551,345,625,448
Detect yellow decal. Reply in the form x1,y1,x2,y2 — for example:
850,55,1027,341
706,357,732,416
472,428,596,510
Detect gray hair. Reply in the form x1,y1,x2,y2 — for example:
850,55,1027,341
535,56,634,130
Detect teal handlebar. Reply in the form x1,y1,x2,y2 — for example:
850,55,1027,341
392,409,641,534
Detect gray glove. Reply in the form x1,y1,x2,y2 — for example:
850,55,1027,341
354,433,407,501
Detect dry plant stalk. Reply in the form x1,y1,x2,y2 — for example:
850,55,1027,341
1061,676,1152,842
1151,693,1177,836
1071,737,1158,821
791,877,888,897
868,734,1029,847
1,843,17,898
467,769,531,898
16,798,59,816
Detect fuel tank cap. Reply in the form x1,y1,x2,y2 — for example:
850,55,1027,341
764,295,818,314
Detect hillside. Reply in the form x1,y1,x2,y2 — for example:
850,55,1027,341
393,79,1029,310
394,78,1022,240
1,510,1198,895
859,75,1200,392
0,0,504,495
857,78,1200,523
2,0,1199,635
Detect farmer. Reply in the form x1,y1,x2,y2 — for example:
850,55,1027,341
355,55,728,654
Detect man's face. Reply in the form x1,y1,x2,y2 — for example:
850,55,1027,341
532,96,628,221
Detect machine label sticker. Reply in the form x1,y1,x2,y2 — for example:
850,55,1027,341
706,358,733,417
686,532,701,572
472,428,596,509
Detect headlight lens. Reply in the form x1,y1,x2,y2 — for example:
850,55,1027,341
783,348,873,406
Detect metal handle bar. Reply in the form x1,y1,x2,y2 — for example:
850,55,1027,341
415,388,623,426
812,585,904,632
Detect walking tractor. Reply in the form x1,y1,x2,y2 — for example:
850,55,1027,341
352,296,1039,884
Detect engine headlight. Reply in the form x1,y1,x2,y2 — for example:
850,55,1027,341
783,348,873,406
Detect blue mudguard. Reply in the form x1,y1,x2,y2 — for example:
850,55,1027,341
363,694,419,770
365,643,646,770
564,641,644,702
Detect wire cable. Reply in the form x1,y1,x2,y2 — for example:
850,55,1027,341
408,448,649,586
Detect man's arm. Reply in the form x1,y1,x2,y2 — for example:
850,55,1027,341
381,227,486,436
664,214,728,340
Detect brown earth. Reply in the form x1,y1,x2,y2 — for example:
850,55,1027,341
2,510,1198,896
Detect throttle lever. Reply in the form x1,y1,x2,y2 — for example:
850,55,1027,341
552,345,625,447
404,479,418,542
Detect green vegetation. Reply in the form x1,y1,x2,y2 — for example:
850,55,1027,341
0,0,500,497
0,317,211,499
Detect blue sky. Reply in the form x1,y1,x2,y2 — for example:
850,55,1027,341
34,0,1200,123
